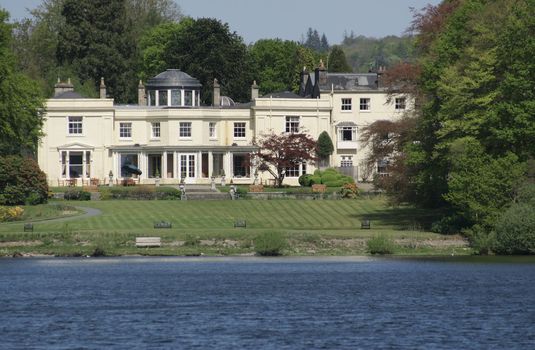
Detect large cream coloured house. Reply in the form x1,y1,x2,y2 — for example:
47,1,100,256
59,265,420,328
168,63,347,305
38,66,408,186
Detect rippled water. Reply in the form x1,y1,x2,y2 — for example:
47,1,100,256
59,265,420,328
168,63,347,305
1,256,535,349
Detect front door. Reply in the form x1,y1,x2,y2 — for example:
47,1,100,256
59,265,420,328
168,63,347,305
178,154,196,183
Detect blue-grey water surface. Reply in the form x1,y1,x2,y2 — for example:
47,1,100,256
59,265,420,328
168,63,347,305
1,256,535,349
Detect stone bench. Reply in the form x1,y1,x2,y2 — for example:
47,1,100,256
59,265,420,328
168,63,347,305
24,223,33,232
135,237,161,248
361,219,371,229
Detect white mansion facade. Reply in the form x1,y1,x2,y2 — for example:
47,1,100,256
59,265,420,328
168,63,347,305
38,66,408,186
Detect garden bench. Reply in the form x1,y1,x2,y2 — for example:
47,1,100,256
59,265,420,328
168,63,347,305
24,223,33,232
361,219,371,229
234,219,246,228
154,221,172,229
135,237,161,247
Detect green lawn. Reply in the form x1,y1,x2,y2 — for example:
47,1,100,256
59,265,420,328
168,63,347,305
0,198,468,256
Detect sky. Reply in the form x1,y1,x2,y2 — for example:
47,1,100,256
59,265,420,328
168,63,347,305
1,0,441,44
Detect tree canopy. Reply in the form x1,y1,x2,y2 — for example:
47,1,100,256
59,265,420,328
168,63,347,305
249,39,315,95
327,46,352,73
0,9,44,156
140,17,251,104
361,0,535,234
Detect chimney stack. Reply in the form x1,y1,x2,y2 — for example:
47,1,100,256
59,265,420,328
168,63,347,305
54,77,74,97
138,80,146,105
251,80,259,101
318,59,327,85
213,78,220,106
99,77,106,99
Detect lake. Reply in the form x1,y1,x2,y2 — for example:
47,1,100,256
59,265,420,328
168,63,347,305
1,256,535,349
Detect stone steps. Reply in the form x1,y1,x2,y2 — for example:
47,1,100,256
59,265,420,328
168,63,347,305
184,192,230,200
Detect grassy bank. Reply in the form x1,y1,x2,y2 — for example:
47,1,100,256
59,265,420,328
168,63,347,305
0,198,470,257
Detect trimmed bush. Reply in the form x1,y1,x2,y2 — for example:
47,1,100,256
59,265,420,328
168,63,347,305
366,234,397,255
64,189,91,201
302,168,354,187
298,174,313,187
494,203,535,255
254,232,287,256
0,156,48,205
99,186,180,200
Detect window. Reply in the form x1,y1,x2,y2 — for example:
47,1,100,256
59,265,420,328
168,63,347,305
151,122,160,139
209,122,217,139
158,90,168,106
234,122,246,138
339,126,357,141
119,122,132,138
232,154,250,177
184,90,193,106
286,162,307,177
171,90,181,106
68,116,83,135
341,156,353,167
395,97,406,110
341,98,352,111
148,90,156,106
360,98,370,111
179,122,192,138
285,116,300,133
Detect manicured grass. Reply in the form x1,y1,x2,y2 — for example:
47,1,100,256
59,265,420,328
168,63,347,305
0,198,469,256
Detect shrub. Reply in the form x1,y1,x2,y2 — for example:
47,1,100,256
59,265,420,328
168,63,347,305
340,183,359,198
465,227,496,255
100,186,180,200
309,176,322,185
494,203,535,254
0,206,24,222
64,189,91,201
366,234,397,255
298,174,313,187
0,156,48,205
254,232,287,256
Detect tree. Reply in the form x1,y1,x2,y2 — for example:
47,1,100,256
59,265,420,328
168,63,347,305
57,0,136,103
140,18,251,104
328,46,352,72
249,39,315,95
254,132,317,187
316,131,334,167
0,9,44,156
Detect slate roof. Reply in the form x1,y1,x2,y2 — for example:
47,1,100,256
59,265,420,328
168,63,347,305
146,69,202,89
319,73,379,91
52,91,85,99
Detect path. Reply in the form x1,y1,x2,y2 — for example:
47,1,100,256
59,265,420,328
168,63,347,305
29,205,102,224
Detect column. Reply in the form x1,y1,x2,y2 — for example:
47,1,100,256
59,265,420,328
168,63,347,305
192,90,196,107
167,90,171,107
197,151,202,180
66,150,70,179
162,151,167,179
155,90,159,106
225,151,231,178
208,151,213,178
181,90,185,107
82,150,87,182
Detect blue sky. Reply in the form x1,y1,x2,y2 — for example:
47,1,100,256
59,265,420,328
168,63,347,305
1,0,441,44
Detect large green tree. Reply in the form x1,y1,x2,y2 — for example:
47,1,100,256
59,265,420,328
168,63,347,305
57,0,135,103
0,9,43,156
328,46,352,72
140,17,252,104
361,0,534,232
249,39,315,95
